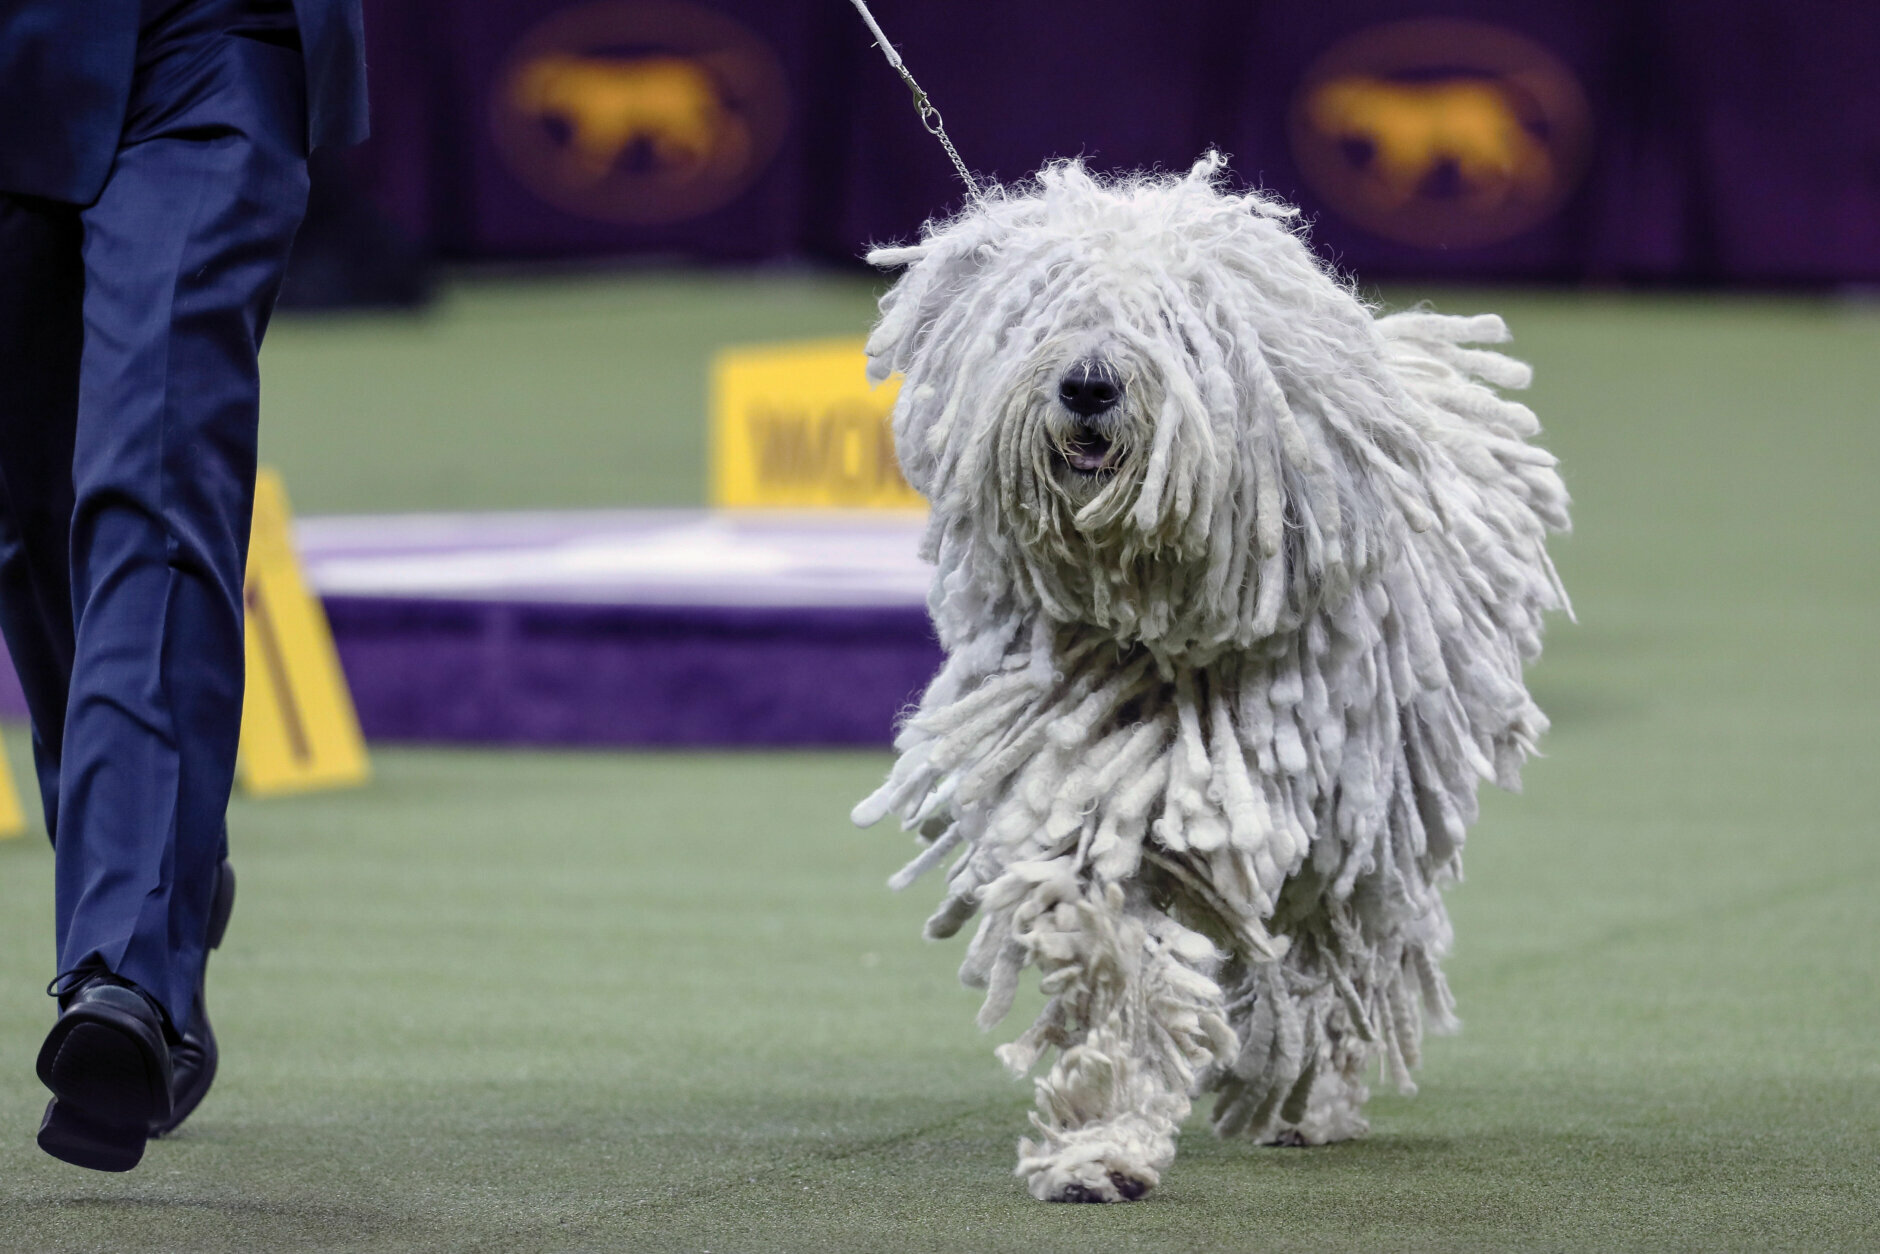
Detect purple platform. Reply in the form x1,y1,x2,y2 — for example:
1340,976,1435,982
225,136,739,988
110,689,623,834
0,511,944,748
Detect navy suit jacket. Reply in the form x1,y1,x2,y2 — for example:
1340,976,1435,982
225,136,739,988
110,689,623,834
0,0,367,204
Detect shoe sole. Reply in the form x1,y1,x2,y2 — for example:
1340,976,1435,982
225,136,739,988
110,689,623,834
39,1098,147,1172
36,1017,169,1171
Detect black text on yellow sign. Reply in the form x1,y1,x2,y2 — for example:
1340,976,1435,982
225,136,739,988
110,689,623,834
236,469,371,796
710,338,923,510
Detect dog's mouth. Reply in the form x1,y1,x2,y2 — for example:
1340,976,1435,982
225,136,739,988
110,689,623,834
1055,424,1119,475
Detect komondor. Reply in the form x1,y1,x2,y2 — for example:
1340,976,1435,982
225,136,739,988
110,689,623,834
852,154,1569,1203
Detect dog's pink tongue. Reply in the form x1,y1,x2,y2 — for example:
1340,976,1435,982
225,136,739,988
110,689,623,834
1065,435,1113,472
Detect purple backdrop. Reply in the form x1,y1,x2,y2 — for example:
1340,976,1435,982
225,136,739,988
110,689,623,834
348,0,1880,283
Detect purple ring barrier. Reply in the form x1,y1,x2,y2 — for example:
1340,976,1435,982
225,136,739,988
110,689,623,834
323,595,938,746
0,511,943,748
0,647,24,724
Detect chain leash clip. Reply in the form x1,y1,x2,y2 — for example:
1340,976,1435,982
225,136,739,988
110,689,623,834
847,0,982,198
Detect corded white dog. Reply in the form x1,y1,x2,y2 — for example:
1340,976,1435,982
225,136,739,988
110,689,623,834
853,155,1570,1203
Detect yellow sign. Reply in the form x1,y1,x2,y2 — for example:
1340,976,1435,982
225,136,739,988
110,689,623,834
236,469,371,797
0,726,25,839
710,337,922,510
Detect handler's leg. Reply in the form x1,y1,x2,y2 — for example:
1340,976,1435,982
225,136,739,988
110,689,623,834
54,25,309,1034
0,194,82,833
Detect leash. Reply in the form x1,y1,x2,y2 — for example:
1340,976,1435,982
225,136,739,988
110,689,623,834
845,0,982,198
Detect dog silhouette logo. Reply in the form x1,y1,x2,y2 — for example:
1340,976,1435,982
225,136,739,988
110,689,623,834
1289,19,1592,248
492,1,789,225
509,55,747,185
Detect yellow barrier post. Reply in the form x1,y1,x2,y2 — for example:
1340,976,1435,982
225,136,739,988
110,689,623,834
236,468,371,797
0,725,25,839
710,337,920,510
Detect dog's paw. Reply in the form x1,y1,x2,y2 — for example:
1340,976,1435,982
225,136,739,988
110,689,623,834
1050,1172,1152,1203
1018,1118,1173,1202
1263,1129,1313,1148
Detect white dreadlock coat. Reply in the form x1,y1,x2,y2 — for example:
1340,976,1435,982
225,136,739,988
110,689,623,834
853,156,1570,1203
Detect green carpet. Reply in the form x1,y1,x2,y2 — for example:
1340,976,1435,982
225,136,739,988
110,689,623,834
253,270,892,515
1,277,1877,1251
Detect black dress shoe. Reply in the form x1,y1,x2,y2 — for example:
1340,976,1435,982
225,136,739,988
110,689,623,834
152,859,235,1138
36,973,174,1172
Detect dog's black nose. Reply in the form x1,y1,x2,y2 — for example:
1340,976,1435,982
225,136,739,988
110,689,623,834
1058,361,1121,417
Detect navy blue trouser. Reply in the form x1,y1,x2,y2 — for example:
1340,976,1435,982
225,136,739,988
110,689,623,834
0,0,309,1033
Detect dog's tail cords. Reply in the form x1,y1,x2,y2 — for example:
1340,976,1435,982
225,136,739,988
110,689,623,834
846,0,983,198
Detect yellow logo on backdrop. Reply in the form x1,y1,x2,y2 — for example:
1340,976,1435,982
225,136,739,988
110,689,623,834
511,55,744,188
491,1,791,226
237,469,371,797
1303,77,1554,213
710,338,922,510
1288,19,1593,249
0,726,25,839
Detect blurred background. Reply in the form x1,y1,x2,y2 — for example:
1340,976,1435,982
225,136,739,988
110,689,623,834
2,3,1877,1250
293,0,1880,293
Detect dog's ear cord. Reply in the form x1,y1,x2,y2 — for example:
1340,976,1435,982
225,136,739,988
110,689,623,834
846,0,982,198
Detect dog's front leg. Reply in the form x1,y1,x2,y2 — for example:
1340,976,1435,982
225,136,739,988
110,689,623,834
983,873,1235,1202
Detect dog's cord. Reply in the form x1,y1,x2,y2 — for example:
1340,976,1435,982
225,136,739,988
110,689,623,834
846,0,982,197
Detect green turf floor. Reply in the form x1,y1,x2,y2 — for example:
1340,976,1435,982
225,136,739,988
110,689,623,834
253,269,893,515
2,277,1878,1251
